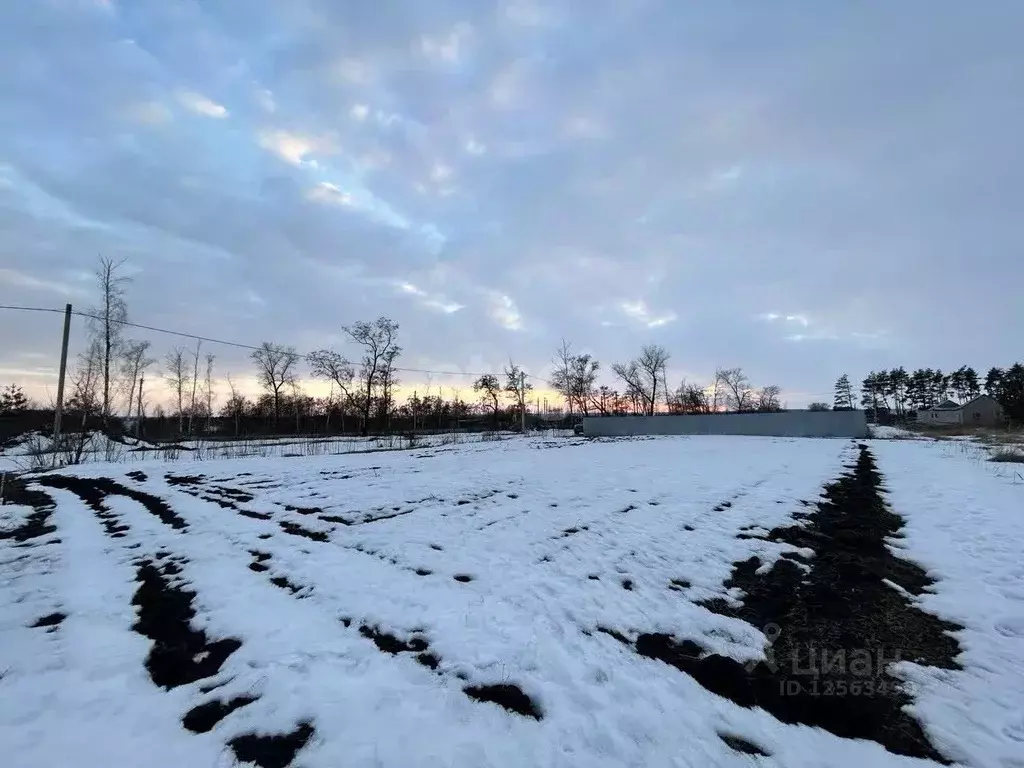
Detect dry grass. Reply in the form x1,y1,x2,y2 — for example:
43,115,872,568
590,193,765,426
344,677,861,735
988,448,1024,464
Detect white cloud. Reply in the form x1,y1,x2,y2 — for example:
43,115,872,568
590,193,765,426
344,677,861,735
306,182,353,207
499,0,556,27
758,311,810,327
464,138,486,155
420,23,473,63
174,90,228,118
123,101,172,125
619,300,677,328
350,103,370,121
258,130,332,167
430,164,453,183
395,281,463,314
488,292,523,330
0,268,86,297
332,58,374,85
565,116,609,140
255,88,276,113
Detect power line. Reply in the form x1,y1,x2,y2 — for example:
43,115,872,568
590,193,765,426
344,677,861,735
0,303,539,381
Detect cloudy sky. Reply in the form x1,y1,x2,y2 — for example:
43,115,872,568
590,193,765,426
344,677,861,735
1,0,1021,407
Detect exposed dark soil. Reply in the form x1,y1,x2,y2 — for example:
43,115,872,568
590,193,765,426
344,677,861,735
360,624,429,654
240,509,272,520
453,574,474,583
228,721,315,768
126,471,148,482
212,486,255,503
0,479,56,542
31,612,65,628
165,473,204,487
640,445,961,762
463,683,543,720
182,695,258,733
39,475,187,530
131,559,242,689
270,575,305,595
278,521,328,542
719,733,769,756
283,504,321,516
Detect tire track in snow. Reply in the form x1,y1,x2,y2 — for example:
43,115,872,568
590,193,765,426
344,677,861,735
38,476,317,768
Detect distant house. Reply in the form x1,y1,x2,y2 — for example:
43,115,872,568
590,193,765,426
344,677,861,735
916,394,1004,427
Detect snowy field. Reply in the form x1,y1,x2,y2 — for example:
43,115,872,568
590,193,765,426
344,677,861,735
0,429,525,473
2,435,1023,767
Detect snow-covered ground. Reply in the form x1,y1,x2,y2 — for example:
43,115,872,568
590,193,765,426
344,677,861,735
2,434,1022,767
0,429,530,473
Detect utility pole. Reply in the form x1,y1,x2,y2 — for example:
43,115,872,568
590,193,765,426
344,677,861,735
136,373,145,439
53,303,73,453
520,370,526,433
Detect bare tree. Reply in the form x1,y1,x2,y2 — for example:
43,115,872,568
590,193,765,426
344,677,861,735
756,384,783,413
612,345,670,416
203,353,216,431
591,385,616,415
120,340,153,431
669,379,711,414
473,373,503,428
344,317,400,436
164,347,191,434
89,256,129,426
568,354,599,416
309,349,358,433
716,367,753,412
250,342,300,424
223,375,247,436
187,339,202,437
549,339,576,420
63,340,104,464
504,360,533,431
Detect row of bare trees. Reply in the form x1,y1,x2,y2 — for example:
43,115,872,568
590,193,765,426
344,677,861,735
58,257,782,445
545,340,782,418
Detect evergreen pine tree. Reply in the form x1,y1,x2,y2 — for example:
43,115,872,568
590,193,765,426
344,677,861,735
0,384,29,414
833,374,854,410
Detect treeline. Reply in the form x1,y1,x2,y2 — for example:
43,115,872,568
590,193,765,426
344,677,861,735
545,340,782,418
822,364,1024,424
18,256,787,444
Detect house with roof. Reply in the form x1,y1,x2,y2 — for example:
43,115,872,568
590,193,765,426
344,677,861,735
916,394,1004,427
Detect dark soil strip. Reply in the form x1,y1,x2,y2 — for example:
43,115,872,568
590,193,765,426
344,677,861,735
270,575,305,595
719,733,769,756
131,560,242,689
39,475,187,530
211,486,254,503
228,722,315,768
31,612,65,628
360,624,429,654
182,695,258,733
278,521,328,542
248,550,272,573
463,684,543,720
283,504,322,516
34,475,129,538
165,473,203,487
645,445,961,762
0,479,56,542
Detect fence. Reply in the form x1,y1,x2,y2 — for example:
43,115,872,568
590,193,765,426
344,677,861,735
581,410,870,439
